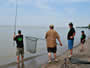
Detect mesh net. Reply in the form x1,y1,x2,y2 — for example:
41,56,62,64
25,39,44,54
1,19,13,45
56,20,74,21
25,36,38,53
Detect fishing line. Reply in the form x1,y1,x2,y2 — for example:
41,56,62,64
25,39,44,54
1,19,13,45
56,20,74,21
14,0,18,35
13,0,18,46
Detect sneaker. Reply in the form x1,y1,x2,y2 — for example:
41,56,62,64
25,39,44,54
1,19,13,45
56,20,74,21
68,55,72,58
48,60,52,63
54,59,58,62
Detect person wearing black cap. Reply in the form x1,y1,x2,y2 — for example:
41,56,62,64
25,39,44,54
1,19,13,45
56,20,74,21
13,30,24,64
67,22,76,57
80,31,86,50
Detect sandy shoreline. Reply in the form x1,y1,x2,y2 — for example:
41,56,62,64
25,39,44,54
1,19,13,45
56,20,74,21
41,38,90,68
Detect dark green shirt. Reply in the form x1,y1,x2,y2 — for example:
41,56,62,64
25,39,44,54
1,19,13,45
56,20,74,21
81,34,86,41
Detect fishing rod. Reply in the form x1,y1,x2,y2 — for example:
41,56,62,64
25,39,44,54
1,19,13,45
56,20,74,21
13,0,18,46
14,0,18,34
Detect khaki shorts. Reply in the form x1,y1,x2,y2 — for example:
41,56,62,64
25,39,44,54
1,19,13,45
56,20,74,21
16,48,24,56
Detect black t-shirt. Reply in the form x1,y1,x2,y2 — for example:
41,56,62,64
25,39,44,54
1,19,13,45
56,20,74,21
67,28,75,40
81,34,86,41
14,35,24,48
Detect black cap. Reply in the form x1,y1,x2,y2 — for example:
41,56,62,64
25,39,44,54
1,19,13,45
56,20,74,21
81,30,84,33
18,30,21,34
69,22,73,26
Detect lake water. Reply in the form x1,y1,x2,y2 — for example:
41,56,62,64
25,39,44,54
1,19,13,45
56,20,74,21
0,26,90,65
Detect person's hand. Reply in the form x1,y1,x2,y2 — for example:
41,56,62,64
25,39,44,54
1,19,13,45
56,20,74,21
70,36,73,39
60,43,62,46
13,32,16,37
82,39,85,42
14,32,15,35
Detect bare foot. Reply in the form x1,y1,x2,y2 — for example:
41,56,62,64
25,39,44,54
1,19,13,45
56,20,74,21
17,63,20,68
17,61,20,64
80,49,84,52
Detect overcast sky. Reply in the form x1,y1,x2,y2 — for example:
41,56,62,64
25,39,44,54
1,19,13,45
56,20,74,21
0,0,90,27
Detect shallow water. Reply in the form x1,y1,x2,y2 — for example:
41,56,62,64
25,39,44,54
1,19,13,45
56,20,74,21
0,26,90,66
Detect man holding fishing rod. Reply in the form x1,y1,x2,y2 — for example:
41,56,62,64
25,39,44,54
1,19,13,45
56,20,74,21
13,30,24,64
45,24,63,63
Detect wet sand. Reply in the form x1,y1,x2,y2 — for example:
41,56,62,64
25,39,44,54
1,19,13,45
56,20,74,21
0,38,90,68
41,38,90,68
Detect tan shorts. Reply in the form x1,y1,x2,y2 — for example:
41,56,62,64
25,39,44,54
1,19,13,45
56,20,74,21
16,48,24,56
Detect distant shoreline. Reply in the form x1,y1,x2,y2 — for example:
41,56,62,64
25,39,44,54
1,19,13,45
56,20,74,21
76,27,89,29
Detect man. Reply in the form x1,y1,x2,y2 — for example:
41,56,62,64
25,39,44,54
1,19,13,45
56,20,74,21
80,31,86,50
67,23,76,57
13,30,24,64
45,25,62,63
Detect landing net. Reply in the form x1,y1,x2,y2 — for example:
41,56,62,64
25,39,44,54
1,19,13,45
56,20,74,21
25,36,38,53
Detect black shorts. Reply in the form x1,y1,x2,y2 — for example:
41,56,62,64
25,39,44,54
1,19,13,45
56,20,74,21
81,40,85,44
47,47,57,53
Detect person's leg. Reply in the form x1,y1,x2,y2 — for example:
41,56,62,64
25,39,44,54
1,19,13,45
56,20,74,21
17,62,20,68
48,52,52,61
53,47,57,61
68,49,73,58
80,43,84,52
21,48,24,63
21,56,24,63
16,48,20,63
68,40,74,57
53,53,58,62
54,53,56,59
47,48,52,63
70,40,74,56
81,40,84,49
81,43,84,49
17,56,20,64
68,40,72,57
70,49,73,56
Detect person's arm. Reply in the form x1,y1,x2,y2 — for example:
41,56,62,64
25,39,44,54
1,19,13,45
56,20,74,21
45,32,48,39
56,32,62,46
73,32,76,38
70,32,76,39
13,32,16,41
70,28,76,39
82,35,86,41
58,39,62,46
